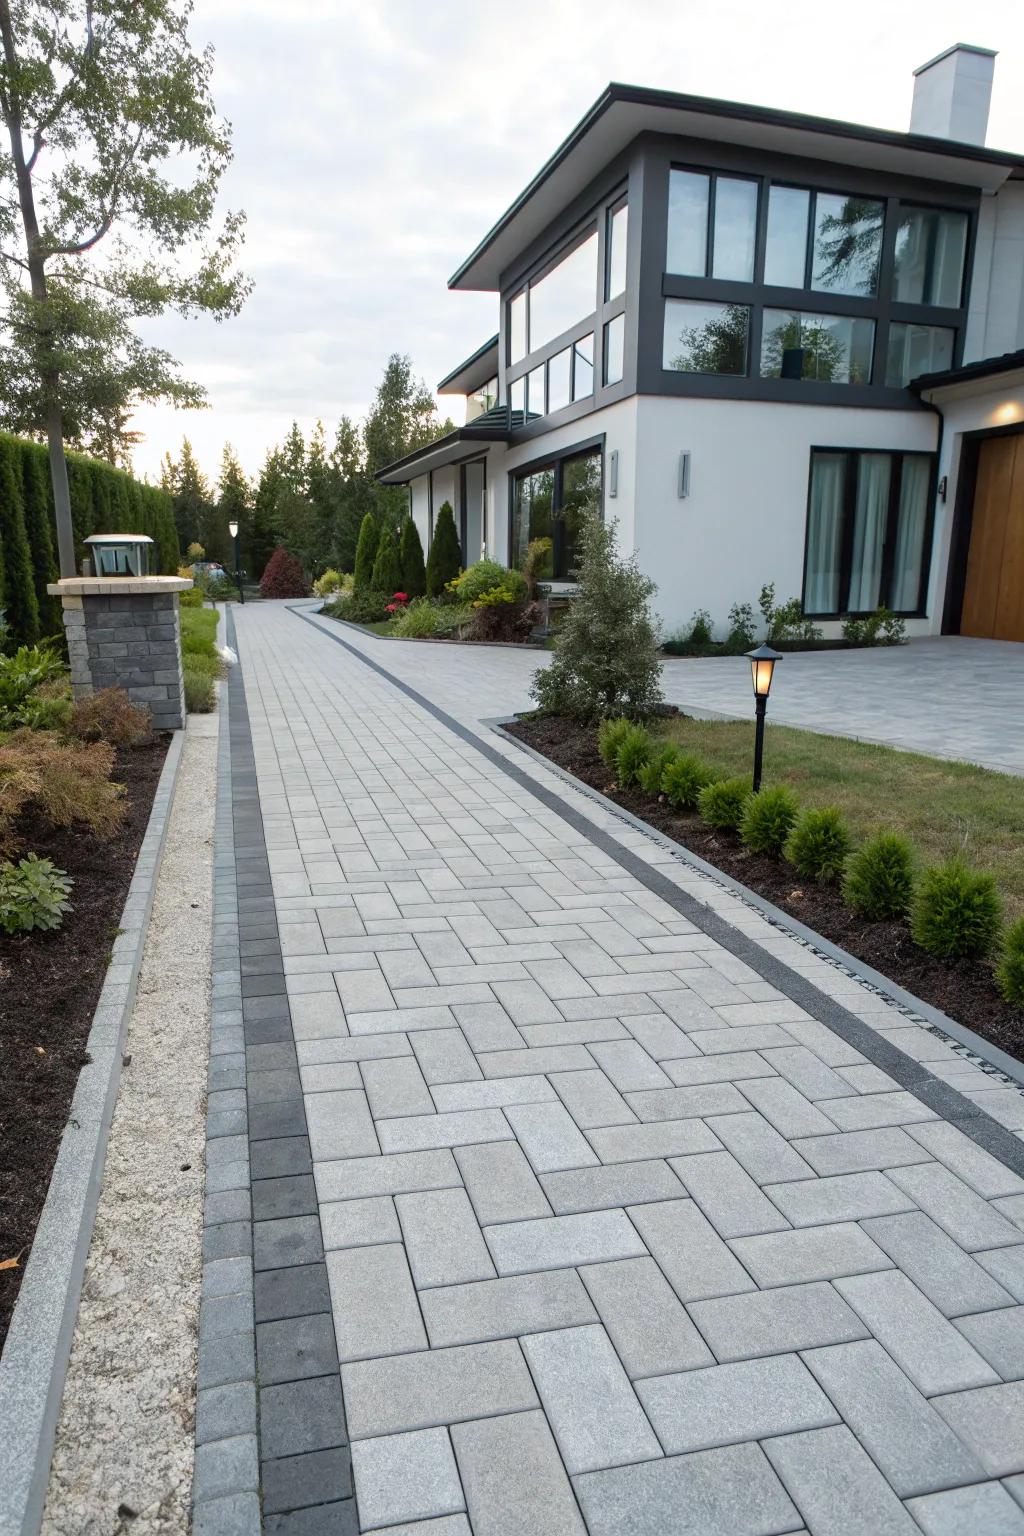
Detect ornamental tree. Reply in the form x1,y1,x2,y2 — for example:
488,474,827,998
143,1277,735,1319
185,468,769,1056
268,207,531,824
370,525,401,594
353,512,379,593
425,501,460,597
259,544,307,600
0,1,250,574
399,515,425,598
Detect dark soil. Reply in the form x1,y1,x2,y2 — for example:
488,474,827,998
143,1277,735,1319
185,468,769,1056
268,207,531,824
0,735,170,1351
506,714,1024,1064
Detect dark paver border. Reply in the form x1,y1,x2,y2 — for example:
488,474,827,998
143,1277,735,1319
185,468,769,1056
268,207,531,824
0,728,185,1536
292,605,1024,1180
192,612,354,1535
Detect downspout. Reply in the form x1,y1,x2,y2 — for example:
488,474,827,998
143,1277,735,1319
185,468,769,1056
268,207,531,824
914,387,947,633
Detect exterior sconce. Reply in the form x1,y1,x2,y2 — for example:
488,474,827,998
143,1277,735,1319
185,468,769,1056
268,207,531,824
609,449,619,498
745,643,783,792
677,450,691,498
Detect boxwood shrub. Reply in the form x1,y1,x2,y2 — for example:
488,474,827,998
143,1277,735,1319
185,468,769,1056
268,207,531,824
843,832,915,921
910,860,1002,962
698,776,750,832
740,784,799,857
785,806,851,882
614,724,652,787
662,754,714,810
997,918,1024,1008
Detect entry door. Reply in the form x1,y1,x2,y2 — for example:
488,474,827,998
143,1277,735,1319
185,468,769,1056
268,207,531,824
961,433,1024,641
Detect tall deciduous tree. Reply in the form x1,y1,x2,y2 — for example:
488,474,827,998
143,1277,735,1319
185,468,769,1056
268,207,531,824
0,1,250,574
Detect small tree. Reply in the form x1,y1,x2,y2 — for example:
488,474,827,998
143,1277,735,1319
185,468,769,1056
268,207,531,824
426,501,461,596
371,526,402,594
260,545,308,599
353,513,379,593
400,517,426,597
532,512,663,720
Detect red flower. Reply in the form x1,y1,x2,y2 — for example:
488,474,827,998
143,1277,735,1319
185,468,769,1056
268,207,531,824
392,591,408,603
385,603,398,613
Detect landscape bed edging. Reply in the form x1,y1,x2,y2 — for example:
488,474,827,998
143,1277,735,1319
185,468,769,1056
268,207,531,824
0,727,186,1536
491,720,1024,1091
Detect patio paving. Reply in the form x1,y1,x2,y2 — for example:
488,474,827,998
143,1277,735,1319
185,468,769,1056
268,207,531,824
198,600,1024,1534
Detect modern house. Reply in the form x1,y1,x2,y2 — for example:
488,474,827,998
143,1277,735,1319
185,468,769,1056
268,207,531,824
378,45,1024,643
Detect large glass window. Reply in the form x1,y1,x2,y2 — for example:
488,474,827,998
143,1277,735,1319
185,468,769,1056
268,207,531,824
527,363,546,418
606,201,628,300
761,310,874,384
666,169,758,281
510,375,525,416
572,334,594,400
511,446,601,580
471,377,498,415
764,186,811,287
604,313,624,385
811,193,884,296
547,348,571,413
509,291,527,364
894,207,967,307
885,322,955,386
528,232,598,353
805,449,933,616
663,299,749,375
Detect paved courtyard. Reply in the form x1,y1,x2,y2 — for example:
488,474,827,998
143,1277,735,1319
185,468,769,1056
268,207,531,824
196,601,1024,1534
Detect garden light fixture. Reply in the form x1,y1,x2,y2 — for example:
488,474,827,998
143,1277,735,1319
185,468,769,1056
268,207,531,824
746,643,782,793
228,519,244,603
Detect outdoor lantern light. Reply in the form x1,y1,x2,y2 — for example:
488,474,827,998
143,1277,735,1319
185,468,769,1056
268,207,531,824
745,643,783,793
228,519,239,539
228,518,245,604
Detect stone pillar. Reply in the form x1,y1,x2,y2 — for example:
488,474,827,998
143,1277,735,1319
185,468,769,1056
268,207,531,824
47,577,194,732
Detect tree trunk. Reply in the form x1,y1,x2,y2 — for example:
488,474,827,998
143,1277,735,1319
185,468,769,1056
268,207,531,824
0,0,77,577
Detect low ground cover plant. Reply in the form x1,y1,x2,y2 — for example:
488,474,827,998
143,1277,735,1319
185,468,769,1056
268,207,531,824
0,646,69,730
70,687,152,748
180,606,223,714
0,731,124,854
0,853,73,935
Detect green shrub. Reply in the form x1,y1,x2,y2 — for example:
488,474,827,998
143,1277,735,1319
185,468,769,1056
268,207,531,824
724,601,757,654
177,587,203,608
0,644,68,729
400,518,426,598
434,603,473,635
0,435,41,645
614,724,652,787
452,559,528,607
759,582,822,643
662,753,714,810
910,859,1002,962
426,502,462,597
522,537,553,594
698,776,750,832
71,687,151,748
183,660,216,713
0,853,73,935
843,832,915,921
532,512,663,721
328,590,390,625
638,744,679,795
688,609,714,646
785,806,852,882
390,598,442,638
313,568,343,598
259,545,308,599
371,526,402,594
997,918,1024,1008
353,513,380,593
740,784,799,857
598,717,633,769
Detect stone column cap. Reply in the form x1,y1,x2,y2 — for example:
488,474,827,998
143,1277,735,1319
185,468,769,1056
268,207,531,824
48,576,194,596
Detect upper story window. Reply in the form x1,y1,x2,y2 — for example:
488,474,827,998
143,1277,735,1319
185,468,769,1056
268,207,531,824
606,200,628,300
663,299,748,375
761,310,874,385
764,185,884,297
518,231,599,359
471,377,498,414
893,206,968,307
667,169,758,282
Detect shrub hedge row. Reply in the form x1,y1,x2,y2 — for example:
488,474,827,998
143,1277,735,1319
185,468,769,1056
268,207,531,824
0,432,179,647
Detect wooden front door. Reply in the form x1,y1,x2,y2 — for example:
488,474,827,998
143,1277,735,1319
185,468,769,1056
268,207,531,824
961,433,1024,641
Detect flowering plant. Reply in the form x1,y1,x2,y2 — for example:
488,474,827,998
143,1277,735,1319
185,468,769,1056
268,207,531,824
385,591,409,615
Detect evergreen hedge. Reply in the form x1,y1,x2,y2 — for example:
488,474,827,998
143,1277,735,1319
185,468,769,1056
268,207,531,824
0,432,179,646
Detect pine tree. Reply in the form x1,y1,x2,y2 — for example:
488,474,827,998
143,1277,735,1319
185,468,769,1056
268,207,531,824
217,444,252,577
371,526,402,594
425,501,461,596
532,511,663,721
353,513,380,592
18,440,60,631
0,436,40,644
164,439,213,553
400,517,426,597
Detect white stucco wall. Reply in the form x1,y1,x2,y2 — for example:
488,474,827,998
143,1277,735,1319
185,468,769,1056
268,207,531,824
410,475,430,553
630,397,938,636
964,183,1024,364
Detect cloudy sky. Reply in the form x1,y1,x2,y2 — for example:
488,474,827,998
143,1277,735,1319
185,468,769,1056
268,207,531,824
130,0,1024,484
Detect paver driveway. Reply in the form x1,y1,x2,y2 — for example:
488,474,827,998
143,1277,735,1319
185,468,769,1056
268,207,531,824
196,601,1024,1535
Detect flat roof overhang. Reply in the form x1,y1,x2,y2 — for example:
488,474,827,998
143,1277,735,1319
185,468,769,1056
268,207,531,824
450,84,1024,292
376,412,520,485
437,335,499,396
911,348,1024,400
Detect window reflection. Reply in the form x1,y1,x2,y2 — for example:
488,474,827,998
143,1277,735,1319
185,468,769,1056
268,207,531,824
885,323,955,386
712,177,758,282
764,186,810,287
604,314,624,385
528,232,598,353
527,364,546,418
548,348,571,413
607,202,628,299
806,449,932,615
666,170,710,276
761,309,874,384
811,193,884,296
572,333,594,400
893,207,967,307
663,299,749,375
511,448,601,580
510,375,525,416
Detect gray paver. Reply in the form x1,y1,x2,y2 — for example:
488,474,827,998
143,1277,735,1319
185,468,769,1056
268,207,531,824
862,1212,1016,1316
541,1160,683,1215
587,1040,672,1090
804,1340,986,1495
977,1247,1024,1303
320,1196,401,1250
578,1257,714,1377
485,1210,647,1274
421,1270,597,1348
454,1140,551,1224
586,1118,721,1164
765,1172,913,1227
314,1149,460,1202
343,1340,539,1439
574,1443,800,1536
377,1107,513,1153
931,1382,1024,1476
835,1269,1000,1394
452,1411,586,1536
955,1306,1024,1379
690,1282,867,1361
396,1188,496,1288
627,1199,755,1303
907,1122,1024,1200
907,1482,1024,1535
521,1325,662,1473
637,1353,838,1453
729,1221,890,1285
361,1056,433,1119
549,1069,636,1128
669,1151,790,1238
792,1127,931,1174
325,1243,427,1361
626,1082,749,1121
707,1111,813,1183
411,1028,483,1085
304,1089,379,1161
764,1425,920,1535
888,1163,1023,1250
738,1077,837,1137
505,1101,600,1173
351,1427,464,1530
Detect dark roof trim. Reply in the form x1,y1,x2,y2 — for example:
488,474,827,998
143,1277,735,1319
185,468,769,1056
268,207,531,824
437,334,499,394
910,348,1024,392
376,407,526,484
449,82,1024,291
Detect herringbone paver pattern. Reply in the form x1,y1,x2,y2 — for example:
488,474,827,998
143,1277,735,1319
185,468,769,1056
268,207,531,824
233,603,1024,1535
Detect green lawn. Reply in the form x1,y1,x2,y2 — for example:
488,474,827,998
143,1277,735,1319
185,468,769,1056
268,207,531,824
657,716,1024,922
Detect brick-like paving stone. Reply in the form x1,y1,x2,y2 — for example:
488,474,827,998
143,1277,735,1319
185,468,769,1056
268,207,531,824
210,602,1024,1532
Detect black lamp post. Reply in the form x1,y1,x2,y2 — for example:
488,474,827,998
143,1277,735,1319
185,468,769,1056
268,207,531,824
228,518,244,604
745,643,782,793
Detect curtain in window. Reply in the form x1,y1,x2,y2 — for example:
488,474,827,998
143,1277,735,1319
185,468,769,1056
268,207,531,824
805,453,845,612
890,457,931,611
848,453,891,611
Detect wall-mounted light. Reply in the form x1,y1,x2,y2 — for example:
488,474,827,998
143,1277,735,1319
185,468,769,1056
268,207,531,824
937,475,947,503
609,449,619,498
677,450,691,499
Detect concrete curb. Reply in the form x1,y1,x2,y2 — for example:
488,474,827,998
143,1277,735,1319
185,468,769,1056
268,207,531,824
491,721,1024,1089
0,728,186,1536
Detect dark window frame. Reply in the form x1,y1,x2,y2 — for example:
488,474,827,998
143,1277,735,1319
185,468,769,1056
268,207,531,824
459,456,488,566
666,164,761,282
801,445,937,619
507,434,605,578
892,198,970,311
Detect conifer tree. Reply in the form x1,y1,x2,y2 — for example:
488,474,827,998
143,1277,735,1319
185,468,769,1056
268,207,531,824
353,513,380,593
19,441,59,630
0,436,40,643
371,526,402,594
400,517,426,598
425,501,461,596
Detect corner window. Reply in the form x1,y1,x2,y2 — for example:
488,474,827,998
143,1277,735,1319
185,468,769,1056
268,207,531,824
663,299,749,375
885,323,955,386
667,169,758,282
511,445,601,579
761,310,874,384
527,231,598,353
547,348,571,413
604,313,624,385
606,200,628,300
509,291,527,365
572,334,594,400
510,375,525,416
804,448,933,616
472,377,498,414
894,207,967,308
527,363,546,418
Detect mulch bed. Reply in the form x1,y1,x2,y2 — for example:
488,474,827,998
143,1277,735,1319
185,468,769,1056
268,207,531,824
0,735,170,1351
506,714,1024,1064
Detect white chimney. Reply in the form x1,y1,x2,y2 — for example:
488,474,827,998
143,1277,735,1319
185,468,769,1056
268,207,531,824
910,43,996,144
